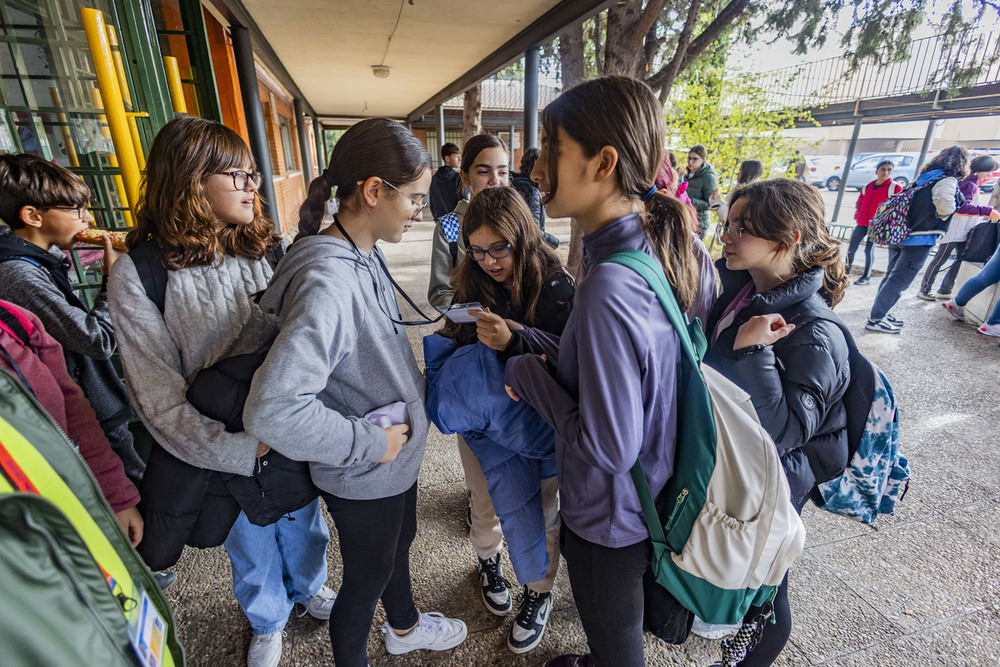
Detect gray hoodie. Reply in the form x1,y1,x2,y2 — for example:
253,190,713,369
243,234,428,500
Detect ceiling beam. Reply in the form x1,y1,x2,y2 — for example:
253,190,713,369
204,0,317,118
406,0,616,124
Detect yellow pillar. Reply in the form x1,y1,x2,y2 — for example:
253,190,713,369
105,24,146,171
162,56,188,114
48,88,79,167
81,8,141,215
90,88,134,227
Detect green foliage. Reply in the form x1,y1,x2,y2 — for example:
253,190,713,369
667,71,817,193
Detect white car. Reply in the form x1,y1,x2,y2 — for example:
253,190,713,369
807,155,846,191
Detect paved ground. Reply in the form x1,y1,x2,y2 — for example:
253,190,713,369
165,199,1000,666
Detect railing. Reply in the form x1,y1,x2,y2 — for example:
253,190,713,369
759,29,1000,110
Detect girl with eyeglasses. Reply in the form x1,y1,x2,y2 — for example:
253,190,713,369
429,185,573,654
243,117,467,666
428,133,511,308
504,76,714,667
704,178,852,666
108,116,335,667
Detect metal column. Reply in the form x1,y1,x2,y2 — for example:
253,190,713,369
831,117,863,223
314,118,327,172
915,119,937,175
230,24,280,227
509,123,517,171
436,105,446,162
524,48,539,150
294,98,313,188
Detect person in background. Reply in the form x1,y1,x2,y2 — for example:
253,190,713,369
684,144,718,239
511,147,560,249
0,299,142,546
849,160,901,286
918,154,1000,300
429,142,463,221
942,243,1000,337
865,146,969,334
0,154,146,486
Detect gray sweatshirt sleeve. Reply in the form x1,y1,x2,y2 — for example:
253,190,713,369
108,257,258,475
244,265,389,467
428,221,456,308
931,177,959,219
0,261,117,359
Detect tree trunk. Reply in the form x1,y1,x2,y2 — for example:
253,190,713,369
560,23,586,275
462,84,482,145
604,0,666,77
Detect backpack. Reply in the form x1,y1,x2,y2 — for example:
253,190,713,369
868,180,924,245
602,250,806,627
808,312,910,523
0,369,185,666
439,211,461,266
963,221,999,263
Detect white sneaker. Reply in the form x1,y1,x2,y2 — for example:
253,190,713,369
247,631,283,667
690,615,742,640
978,323,1000,337
382,612,467,655
943,300,965,321
303,585,337,620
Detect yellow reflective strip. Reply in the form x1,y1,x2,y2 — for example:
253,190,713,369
0,417,135,602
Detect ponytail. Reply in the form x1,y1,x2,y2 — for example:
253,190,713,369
296,175,332,241
642,191,700,310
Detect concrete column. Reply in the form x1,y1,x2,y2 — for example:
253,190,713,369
509,123,517,171
436,105,446,164
832,117,863,223
231,24,280,228
294,98,312,188
915,119,937,175
524,48,539,150
313,117,326,171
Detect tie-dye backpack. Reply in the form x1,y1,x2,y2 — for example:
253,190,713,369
810,312,910,523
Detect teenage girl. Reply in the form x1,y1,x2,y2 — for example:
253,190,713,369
108,117,334,667
504,75,713,667
705,178,852,665
850,160,900,285
242,118,467,667
439,185,573,653
428,133,511,308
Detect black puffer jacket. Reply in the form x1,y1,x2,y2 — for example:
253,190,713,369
705,260,851,510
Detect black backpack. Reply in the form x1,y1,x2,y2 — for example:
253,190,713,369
963,221,999,263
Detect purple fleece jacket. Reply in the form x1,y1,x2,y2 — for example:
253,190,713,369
957,174,994,216
506,213,714,548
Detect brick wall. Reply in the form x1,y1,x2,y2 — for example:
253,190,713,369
255,70,306,237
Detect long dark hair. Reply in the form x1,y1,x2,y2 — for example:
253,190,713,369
729,178,849,307
921,145,969,179
439,186,565,345
297,118,430,240
129,116,281,269
541,75,699,309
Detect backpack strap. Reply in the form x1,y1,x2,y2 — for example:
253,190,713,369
0,305,30,349
128,238,168,314
440,212,461,268
0,255,43,270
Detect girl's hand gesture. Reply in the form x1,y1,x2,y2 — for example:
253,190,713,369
733,313,796,350
379,424,410,463
470,308,513,351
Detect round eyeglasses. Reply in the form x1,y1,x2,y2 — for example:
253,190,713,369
382,180,429,220
465,244,511,261
220,170,263,190
721,220,744,241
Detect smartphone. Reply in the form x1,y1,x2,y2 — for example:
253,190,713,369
438,301,484,323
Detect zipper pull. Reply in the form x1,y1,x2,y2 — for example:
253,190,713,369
664,488,689,531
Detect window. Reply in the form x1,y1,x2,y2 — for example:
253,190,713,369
278,116,297,172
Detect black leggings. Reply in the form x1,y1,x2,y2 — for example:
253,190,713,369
322,482,419,667
561,523,650,667
737,572,791,666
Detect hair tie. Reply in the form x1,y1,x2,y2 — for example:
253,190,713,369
640,185,658,201
322,168,336,189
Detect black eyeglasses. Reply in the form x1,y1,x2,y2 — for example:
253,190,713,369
465,244,511,261
382,180,428,219
220,170,263,190
46,205,88,220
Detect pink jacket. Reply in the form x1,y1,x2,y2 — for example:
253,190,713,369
0,301,138,512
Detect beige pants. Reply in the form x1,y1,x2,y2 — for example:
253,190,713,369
457,435,560,593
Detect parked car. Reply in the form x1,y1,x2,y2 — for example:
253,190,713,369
807,155,846,191
845,153,919,191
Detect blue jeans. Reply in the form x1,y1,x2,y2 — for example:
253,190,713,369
846,225,874,279
956,246,1000,325
224,498,331,635
869,244,933,322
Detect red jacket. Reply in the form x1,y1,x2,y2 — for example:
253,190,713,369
855,179,901,226
0,301,138,512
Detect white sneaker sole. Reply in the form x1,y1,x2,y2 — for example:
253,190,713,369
384,625,468,655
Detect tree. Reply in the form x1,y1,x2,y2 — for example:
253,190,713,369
462,84,482,146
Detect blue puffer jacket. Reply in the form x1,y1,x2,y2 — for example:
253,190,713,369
424,334,556,583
